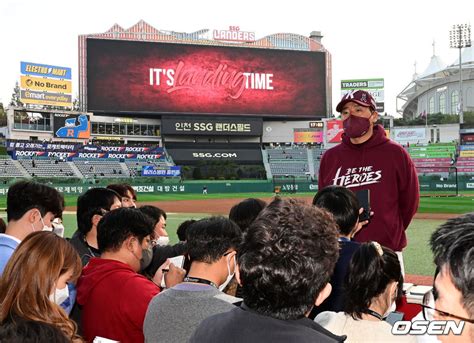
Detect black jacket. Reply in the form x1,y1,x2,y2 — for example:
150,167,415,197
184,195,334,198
190,303,346,343
68,231,100,267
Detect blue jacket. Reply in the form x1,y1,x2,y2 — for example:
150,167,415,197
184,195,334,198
0,234,20,275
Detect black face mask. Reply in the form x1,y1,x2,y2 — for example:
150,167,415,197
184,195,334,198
140,246,153,271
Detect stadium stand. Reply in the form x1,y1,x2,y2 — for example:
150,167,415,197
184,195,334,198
456,145,474,174
407,143,456,175
0,156,27,178
74,160,129,178
19,159,76,178
266,147,310,177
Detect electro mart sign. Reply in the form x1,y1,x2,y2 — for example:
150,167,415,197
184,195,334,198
86,39,327,117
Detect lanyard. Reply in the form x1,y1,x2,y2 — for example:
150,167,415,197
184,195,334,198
366,309,383,321
183,276,218,289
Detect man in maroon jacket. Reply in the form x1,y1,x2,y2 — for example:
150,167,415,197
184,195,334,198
319,90,419,272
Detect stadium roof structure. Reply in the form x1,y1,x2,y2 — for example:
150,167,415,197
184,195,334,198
397,41,474,119
79,19,327,52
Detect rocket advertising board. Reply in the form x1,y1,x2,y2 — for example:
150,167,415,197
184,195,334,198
86,39,327,117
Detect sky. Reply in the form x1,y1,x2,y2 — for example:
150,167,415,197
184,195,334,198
0,0,472,117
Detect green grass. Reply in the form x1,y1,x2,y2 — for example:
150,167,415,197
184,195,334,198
404,219,440,276
418,196,474,214
1,192,471,214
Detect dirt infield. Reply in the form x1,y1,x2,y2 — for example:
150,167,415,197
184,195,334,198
140,196,456,220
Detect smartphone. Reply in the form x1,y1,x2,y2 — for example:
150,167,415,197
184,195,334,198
355,189,371,222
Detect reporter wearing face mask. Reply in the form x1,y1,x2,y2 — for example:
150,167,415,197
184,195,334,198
0,231,83,342
144,217,242,343
138,206,187,278
76,208,185,343
315,242,415,343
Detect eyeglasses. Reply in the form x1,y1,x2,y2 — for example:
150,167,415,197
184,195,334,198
422,290,474,323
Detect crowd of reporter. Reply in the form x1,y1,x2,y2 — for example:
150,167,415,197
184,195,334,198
0,180,472,342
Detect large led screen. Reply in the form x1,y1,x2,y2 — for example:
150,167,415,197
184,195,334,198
86,39,327,117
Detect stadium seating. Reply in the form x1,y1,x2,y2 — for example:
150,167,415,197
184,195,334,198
266,147,309,177
74,160,129,178
18,159,76,178
0,157,26,178
407,144,456,175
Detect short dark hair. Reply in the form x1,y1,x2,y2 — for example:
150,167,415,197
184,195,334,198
7,181,64,222
76,188,121,235
187,217,241,263
97,207,154,252
107,183,137,200
344,242,403,319
0,319,70,343
312,185,360,236
238,197,339,320
0,218,6,234
229,198,267,232
176,219,196,241
430,213,474,317
138,205,167,224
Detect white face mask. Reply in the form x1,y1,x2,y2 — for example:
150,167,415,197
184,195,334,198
49,284,69,305
219,254,236,292
153,236,170,246
30,214,53,232
40,217,53,232
52,219,65,237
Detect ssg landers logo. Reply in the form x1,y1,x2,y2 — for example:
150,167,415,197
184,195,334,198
332,165,382,188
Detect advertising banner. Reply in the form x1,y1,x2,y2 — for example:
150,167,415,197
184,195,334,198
161,116,262,136
293,130,323,143
167,148,263,163
461,134,474,144
21,75,72,94
20,89,72,107
326,120,344,143
460,150,474,157
341,78,384,112
96,146,162,153
21,61,72,80
7,141,78,152
86,39,327,117
394,128,426,141
142,166,181,177
54,113,91,139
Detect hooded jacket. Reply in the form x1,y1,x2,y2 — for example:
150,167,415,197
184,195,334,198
76,258,160,343
318,125,419,251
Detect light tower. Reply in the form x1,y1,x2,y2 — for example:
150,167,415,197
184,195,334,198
449,24,471,124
